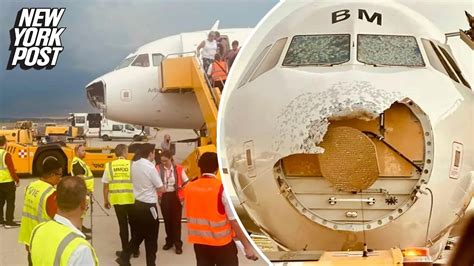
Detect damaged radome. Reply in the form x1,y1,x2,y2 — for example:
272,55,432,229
274,81,404,154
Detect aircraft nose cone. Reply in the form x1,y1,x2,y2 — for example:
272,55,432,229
85,80,105,109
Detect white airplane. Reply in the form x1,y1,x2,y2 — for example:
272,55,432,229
218,0,473,261
84,25,254,229
85,23,251,129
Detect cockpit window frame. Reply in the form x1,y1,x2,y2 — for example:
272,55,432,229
152,53,165,67
437,45,471,89
237,44,272,88
249,37,288,82
282,34,351,67
357,34,426,67
115,55,137,70
422,39,459,83
131,53,150,67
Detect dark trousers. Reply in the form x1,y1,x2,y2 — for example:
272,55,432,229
160,192,182,248
121,200,159,266
27,251,32,266
194,241,238,266
114,204,137,252
202,58,213,74
0,181,16,223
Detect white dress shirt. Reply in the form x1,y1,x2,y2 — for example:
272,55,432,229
131,158,163,203
53,214,95,266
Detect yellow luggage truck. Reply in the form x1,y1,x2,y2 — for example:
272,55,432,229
44,125,82,142
5,142,123,176
0,121,36,144
45,125,74,136
1,122,135,176
0,128,34,144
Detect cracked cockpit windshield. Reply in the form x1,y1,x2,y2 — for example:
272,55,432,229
358,34,425,66
283,34,350,66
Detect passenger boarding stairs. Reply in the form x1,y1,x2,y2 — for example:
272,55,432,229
160,53,221,179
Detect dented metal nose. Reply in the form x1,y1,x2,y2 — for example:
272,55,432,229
85,80,105,109
275,80,403,155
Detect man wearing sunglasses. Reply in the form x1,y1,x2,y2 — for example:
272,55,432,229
18,158,63,265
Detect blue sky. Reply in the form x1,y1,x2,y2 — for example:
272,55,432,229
0,0,278,117
0,0,472,118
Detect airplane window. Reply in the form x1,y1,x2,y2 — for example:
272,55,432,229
131,54,150,67
152,54,165,66
283,34,350,66
437,46,471,88
249,37,288,82
358,35,424,66
115,56,136,70
238,44,272,88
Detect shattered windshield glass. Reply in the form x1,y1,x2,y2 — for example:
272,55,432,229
358,35,424,66
283,34,350,66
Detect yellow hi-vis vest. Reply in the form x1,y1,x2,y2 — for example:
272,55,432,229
106,159,134,205
30,220,99,266
18,180,55,246
0,149,14,183
71,156,94,192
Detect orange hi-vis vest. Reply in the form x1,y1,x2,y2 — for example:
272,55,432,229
157,164,185,201
184,177,233,246
211,60,228,82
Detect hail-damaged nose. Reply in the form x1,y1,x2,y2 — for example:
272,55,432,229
274,81,404,155
85,80,105,109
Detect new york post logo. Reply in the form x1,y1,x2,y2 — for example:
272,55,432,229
7,8,66,70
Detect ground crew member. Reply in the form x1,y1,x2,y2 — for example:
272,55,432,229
207,53,228,92
157,150,189,255
102,144,140,258
29,176,99,265
184,152,258,266
0,135,20,229
71,144,94,192
18,158,62,265
71,144,93,236
117,143,165,266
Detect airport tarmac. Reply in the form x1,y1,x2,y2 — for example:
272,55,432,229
0,176,266,266
0,128,266,265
